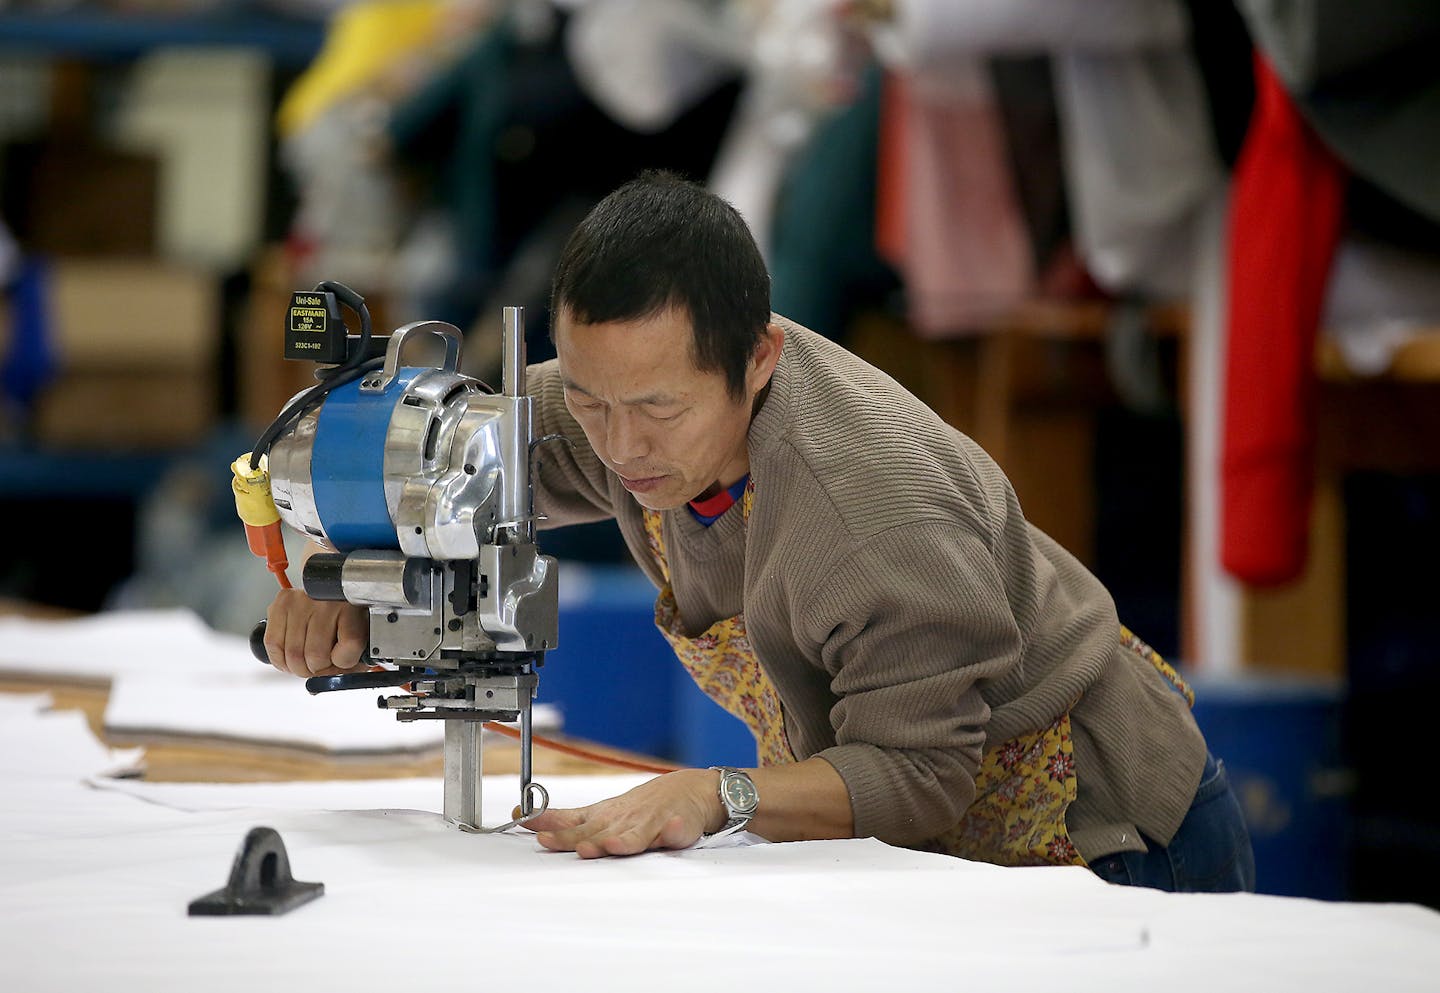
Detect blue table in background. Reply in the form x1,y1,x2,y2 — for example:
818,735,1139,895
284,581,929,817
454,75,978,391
1189,673,1348,900
540,563,754,769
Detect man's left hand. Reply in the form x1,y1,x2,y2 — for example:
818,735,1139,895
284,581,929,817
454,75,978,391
524,769,722,858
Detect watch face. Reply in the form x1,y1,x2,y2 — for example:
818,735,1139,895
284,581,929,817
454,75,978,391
722,773,759,814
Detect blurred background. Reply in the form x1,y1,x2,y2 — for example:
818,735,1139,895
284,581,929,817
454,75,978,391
0,0,1437,906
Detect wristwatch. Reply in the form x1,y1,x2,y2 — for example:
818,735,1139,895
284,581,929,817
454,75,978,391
698,767,759,846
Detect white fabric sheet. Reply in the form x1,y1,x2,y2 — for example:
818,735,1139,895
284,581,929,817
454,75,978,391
104,670,442,751
4,691,1440,992
0,609,237,682
0,693,141,783
0,610,557,753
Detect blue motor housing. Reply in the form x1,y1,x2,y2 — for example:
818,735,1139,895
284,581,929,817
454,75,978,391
267,318,523,562
307,368,421,552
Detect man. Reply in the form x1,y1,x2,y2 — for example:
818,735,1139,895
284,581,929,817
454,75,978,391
265,171,1254,891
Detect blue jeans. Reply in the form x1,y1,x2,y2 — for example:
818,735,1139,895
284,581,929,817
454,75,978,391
1087,752,1257,893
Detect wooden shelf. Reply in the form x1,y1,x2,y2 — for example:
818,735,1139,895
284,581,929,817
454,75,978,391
1318,332,1440,383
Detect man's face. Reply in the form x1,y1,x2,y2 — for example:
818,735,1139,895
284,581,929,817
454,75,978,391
554,305,780,511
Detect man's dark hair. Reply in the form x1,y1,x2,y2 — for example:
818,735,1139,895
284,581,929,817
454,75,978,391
550,171,771,399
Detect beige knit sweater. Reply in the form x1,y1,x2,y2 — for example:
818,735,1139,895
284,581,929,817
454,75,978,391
529,317,1207,860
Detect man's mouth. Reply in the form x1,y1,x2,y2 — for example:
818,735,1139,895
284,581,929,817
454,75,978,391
618,474,666,494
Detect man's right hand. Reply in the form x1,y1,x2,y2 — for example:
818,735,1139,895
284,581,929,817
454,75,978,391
263,589,369,677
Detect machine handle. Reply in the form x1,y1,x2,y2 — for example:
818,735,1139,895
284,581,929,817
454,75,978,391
303,671,417,695
250,620,271,665
251,619,384,694
362,320,464,393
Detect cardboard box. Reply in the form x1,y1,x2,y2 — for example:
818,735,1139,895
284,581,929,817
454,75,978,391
50,259,218,370
238,247,318,431
31,369,216,449
239,246,397,430
0,258,222,448
1,139,159,257
112,49,271,271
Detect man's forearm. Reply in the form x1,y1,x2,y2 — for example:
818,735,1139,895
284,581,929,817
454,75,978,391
744,757,854,842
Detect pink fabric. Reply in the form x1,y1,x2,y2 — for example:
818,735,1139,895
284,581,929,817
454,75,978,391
876,67,1035,337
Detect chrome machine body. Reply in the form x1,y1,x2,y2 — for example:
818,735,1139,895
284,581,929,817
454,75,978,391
266,309,557,831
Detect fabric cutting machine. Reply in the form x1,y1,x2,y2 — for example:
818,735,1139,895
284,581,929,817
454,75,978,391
231,282,558,832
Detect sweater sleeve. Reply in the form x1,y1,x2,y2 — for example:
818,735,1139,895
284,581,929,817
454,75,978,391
800,520,1022,846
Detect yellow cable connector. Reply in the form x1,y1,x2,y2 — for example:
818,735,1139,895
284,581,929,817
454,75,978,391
231,452,281,527
232,452,292,590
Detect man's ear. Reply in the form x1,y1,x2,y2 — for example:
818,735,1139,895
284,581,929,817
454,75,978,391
748,321,786,394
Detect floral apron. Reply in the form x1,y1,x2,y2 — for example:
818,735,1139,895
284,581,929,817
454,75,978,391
641,483,1192,868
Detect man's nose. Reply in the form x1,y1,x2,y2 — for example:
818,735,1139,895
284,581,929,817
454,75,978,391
605,410,650,464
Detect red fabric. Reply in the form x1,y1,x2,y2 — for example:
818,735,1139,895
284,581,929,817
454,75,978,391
688,487,737,519
875,71,909,271
1221,53,1347,586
